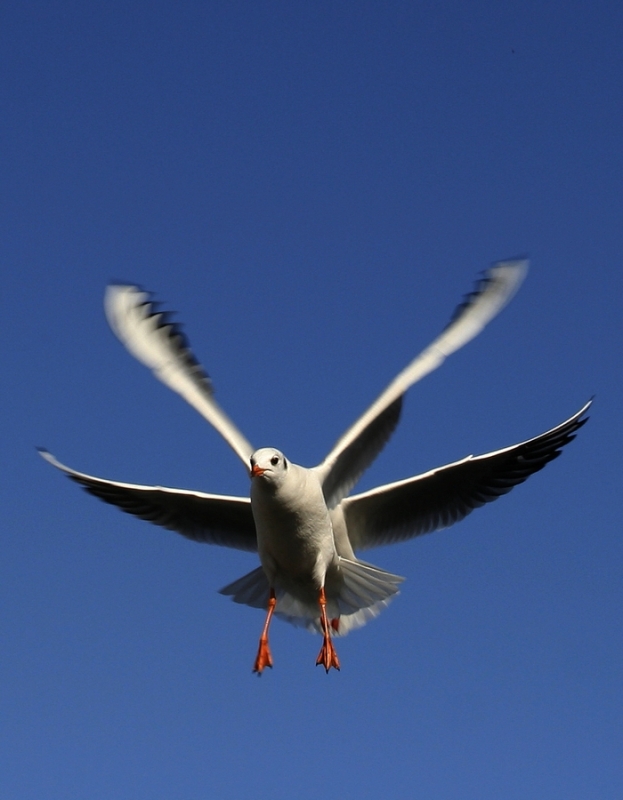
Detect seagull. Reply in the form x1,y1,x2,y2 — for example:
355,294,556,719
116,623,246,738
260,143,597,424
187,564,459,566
39,259,590,673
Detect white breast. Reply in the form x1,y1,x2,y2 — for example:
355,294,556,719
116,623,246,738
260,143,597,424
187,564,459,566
251,462,336,585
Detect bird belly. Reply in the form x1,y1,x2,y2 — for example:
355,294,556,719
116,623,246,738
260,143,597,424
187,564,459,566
250,461,339,606
252,499,336,595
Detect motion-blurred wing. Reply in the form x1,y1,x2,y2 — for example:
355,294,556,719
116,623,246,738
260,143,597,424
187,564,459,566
105,285,254,470
39,449,257,552
315,260,529,507
342,400,590,550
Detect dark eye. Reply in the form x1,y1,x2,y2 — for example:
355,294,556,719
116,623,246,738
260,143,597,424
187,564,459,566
270,455,279,466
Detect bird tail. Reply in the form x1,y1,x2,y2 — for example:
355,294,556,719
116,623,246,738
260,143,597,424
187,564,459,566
218,566,269,609
326,558,404,635
219,558,404,637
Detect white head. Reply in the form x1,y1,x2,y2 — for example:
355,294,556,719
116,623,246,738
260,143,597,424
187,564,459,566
250,448,289,484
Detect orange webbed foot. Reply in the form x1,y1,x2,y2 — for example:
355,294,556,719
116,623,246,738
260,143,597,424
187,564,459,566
315,588,341,672
253,638,273,674
316,634,341,673
253,589,277,674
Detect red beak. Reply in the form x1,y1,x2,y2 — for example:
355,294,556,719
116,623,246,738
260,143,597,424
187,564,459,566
251,464,265,477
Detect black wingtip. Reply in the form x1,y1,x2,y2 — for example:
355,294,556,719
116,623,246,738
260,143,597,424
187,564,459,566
444,261,526,331
575,400,593,432
37,448,59,469
577,397,594,420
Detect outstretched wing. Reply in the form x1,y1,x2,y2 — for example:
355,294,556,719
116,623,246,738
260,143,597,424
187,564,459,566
39,449,257,552
342,400,591,551
314,260,529,508
105,285,255,470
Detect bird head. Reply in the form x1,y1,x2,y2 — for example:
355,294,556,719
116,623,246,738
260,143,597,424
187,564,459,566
250,448,289,483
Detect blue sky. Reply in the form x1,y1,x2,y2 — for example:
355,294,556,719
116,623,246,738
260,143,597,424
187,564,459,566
2,2,621,798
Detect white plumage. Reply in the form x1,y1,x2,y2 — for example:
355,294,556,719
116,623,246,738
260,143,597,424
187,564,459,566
40,259,590,672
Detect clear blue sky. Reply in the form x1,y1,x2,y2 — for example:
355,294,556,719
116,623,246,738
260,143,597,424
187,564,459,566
2,2,621,798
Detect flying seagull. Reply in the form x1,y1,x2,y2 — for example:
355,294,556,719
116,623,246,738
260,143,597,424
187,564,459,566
40,259,590,673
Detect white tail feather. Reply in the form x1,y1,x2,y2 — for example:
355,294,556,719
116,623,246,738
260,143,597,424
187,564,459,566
219,558,404,636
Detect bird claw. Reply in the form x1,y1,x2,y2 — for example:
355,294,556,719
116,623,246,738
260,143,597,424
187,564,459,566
316,636,340,673
253,638,273,674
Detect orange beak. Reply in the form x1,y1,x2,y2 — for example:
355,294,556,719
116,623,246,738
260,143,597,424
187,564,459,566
251,464,265,477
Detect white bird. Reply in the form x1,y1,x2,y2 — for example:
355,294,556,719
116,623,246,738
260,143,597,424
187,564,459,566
40,260,590,673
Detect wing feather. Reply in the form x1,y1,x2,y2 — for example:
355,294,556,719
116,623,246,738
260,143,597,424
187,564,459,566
342,400,591,550
39,449,257,551
315,259,529,507
105,285,254,469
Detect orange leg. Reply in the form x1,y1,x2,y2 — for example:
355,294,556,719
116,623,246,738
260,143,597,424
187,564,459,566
315,587,341,673
253,589,277,674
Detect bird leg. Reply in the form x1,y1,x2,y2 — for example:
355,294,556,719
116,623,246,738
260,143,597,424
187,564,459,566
315,587,341,672
253,589,276,674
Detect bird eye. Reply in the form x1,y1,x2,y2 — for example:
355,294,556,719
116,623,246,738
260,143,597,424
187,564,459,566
270,455,279,466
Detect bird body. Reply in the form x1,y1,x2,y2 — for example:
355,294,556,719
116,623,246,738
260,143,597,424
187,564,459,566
251,448,336,593
40,259,591,672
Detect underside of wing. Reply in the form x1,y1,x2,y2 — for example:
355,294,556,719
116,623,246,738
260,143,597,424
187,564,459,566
317,396,404,509
39,449,257,552
342,400,591,550
105,285,254,470
315,259,529,508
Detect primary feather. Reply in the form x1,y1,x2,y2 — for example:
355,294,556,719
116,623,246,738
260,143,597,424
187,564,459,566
105,285,255,468
315,259,528,507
